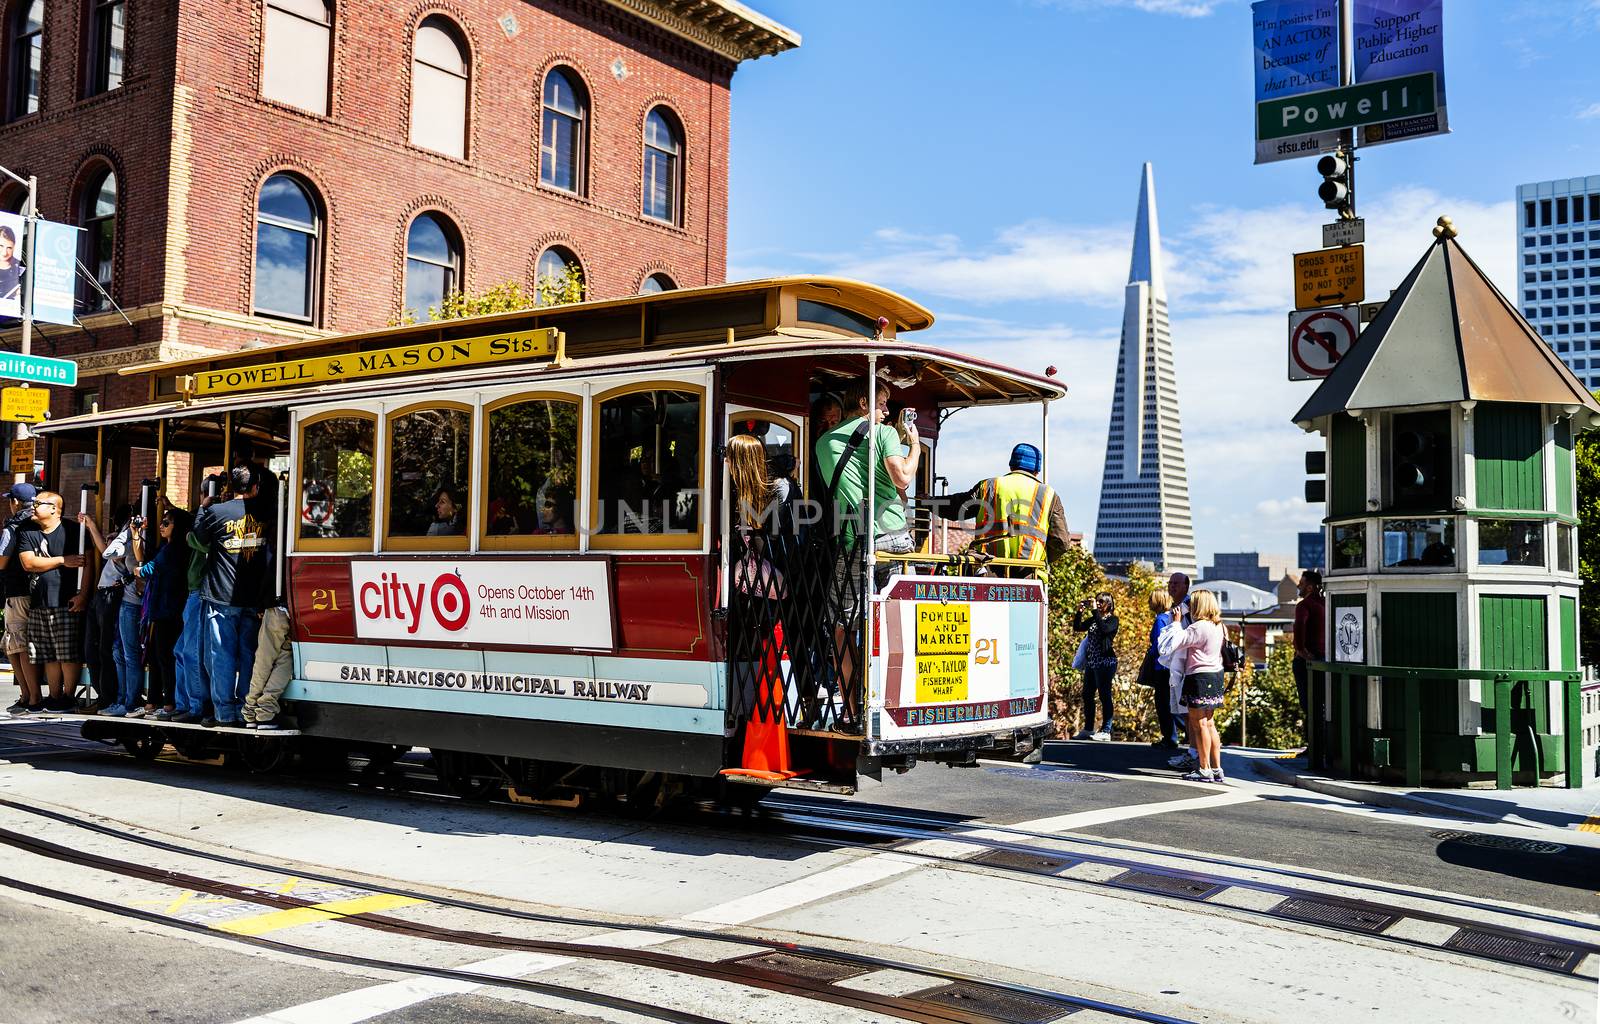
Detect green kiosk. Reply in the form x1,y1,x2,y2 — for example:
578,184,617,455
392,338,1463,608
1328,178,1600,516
1295,218,1595,789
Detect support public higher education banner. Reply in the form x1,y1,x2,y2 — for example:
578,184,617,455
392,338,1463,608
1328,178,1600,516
1352,0,1447,147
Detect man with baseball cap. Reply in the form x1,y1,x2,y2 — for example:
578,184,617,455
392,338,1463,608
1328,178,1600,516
0,482,40,712
962,443,1070,577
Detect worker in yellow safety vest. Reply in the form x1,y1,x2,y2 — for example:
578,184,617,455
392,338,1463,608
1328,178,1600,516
965,443,1071,576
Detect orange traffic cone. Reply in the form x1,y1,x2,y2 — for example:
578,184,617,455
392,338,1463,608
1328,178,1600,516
722,624,804,781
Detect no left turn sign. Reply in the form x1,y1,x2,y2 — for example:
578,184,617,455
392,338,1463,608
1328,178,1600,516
1288,305,1360,381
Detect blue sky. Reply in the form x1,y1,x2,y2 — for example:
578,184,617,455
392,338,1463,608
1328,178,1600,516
724,0,1600,571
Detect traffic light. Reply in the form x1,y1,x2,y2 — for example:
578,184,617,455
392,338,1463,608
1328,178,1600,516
1317,151,1352,216
1305,450,1326,504
1390,410,1450,510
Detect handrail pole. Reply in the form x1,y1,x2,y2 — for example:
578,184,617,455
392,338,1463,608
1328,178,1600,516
1338,672,1352,777
1404,670,1421,788
1494,673,1512,791
1563,672,1584,790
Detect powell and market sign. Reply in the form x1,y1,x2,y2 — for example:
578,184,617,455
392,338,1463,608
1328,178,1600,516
1252,0,1447,164
192,328,556,397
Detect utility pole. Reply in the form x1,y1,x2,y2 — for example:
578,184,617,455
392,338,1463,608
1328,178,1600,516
1337,0,1356,219
0,165,36,484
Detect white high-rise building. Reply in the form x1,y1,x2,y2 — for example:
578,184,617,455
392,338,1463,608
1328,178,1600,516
1515,176,1600,390
1092,164,1196,577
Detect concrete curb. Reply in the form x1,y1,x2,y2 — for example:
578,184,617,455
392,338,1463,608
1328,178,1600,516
1249,755,1511,824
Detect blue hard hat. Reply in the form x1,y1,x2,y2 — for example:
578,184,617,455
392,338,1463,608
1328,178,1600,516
1009,443,1041,473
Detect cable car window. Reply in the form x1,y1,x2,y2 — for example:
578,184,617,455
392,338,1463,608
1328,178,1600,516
300,414,375,544
595,387,701,538
484,395,579,544
729,415,798,501
386,403,471,543
796,299,880,338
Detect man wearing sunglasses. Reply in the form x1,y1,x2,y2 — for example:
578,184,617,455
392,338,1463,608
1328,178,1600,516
18,491,89,712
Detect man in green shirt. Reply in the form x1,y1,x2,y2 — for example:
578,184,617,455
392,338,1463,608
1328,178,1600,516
815,381,921,699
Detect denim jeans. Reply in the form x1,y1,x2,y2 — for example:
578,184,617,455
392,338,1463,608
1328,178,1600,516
174,592,208,716
1082,663,1116,733
114,601,144,709
204,600,260,723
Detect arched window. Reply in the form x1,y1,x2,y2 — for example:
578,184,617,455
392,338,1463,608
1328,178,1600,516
8,0,42,119
540,67,587,194
404,212,461,321
642,107,682,225
76,168,116,312
410,15,468,160
639,272,675,294
86,0,125,95
261,0,331,115
535,246,582,306
253,173,321,323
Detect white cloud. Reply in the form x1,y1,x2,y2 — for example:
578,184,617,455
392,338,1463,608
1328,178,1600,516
1579,102,1600,120
1049,0,1225,16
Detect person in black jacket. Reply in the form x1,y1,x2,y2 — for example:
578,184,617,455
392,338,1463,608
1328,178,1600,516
1072,592,1119,741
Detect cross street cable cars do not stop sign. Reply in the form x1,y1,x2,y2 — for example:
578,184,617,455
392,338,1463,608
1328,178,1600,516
1288,305,1359,380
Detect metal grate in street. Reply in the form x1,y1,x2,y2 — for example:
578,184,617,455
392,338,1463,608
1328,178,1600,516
1106,869,1224,900
971,848,1079,874
1442,928,1585,973
1271,897,1396,933
1428,830,1567,855
733,950,872,983
906,981,1078,1021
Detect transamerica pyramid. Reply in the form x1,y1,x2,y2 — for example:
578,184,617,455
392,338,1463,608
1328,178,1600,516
1092,164,1197,577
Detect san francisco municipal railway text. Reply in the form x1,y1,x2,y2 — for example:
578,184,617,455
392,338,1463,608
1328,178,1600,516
337,665,652,702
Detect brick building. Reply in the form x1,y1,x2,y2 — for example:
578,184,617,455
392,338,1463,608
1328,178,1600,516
0,0,796,416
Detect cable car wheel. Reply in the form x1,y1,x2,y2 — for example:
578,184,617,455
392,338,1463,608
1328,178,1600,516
238,735,293,774
120,732,165,762
169,731,214,761
431,749,502,801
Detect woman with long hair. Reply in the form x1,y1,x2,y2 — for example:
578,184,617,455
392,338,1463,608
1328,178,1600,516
1167,589,1227,782
133,507,193,720
725,434,782,727
1071,592,1119,740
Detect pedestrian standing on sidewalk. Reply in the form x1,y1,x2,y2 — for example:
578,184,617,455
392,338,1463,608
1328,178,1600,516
0,483,42,713
19,492,90,711
1292,570,1325,752
1143,588,1182,751
1167,589,1227,783
1072,592,1119,740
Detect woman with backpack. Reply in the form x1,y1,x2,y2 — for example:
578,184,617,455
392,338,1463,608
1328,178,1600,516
1165,589,1228,782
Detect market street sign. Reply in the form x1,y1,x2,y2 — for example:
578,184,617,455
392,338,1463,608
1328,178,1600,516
1289,305,1360,380
0,386,49,422
1323,218,1365,248
1258,72,1435,141
0,351,76,387
1294,245,1364,309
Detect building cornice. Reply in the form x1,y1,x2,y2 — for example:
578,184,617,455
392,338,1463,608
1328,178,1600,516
598,0,799,62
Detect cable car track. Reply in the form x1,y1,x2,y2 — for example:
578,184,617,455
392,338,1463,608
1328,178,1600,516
0,795,1190,1024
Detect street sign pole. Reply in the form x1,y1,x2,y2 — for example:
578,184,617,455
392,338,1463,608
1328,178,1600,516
1337,0,1356,220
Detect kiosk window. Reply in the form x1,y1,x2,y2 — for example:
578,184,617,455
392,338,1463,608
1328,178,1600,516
485,397,579,538
387,405,471,539
300,415,374,540
1478,519,1544,567
596,388,700,536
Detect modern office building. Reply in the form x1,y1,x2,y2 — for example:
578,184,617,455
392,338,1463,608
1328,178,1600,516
0,0,797,420
1515,176,1600,390
1092,163,1197,577
1201,551,1297,591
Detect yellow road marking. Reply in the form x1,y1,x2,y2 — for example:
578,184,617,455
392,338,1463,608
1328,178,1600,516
1578,817,1600,834
165,890,197,915
214,893,424,936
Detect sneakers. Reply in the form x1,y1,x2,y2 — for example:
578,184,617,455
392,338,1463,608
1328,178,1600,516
1070,730,1094,740
126,706,150,719
152,709,173,721
1181,768,1220,783
170,711,201,724
1167,750,1196,767
216,719,245,729
254,719,286,732
1090,731,1111,742
5,700,25,715
1170,754,1199,772
24,703,45,715
100,705,127,717
200,716,219,728
45,697,76,713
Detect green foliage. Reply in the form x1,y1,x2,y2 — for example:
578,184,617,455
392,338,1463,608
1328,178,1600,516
1578,426,1600,661
1218,641,1302,750
392,265,585,326
1044,549,1163,740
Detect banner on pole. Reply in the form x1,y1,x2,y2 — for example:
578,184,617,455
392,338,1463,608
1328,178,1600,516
1252,0,1340,164
1352,0,1448,147
0,211,21,320
29,220,79,327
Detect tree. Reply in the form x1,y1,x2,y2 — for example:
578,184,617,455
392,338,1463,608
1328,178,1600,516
394,264,586,325
1218,641,1301,749
1578,427,1600,661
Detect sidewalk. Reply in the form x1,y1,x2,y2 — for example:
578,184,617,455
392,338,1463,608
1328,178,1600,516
1243,749,1600,835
